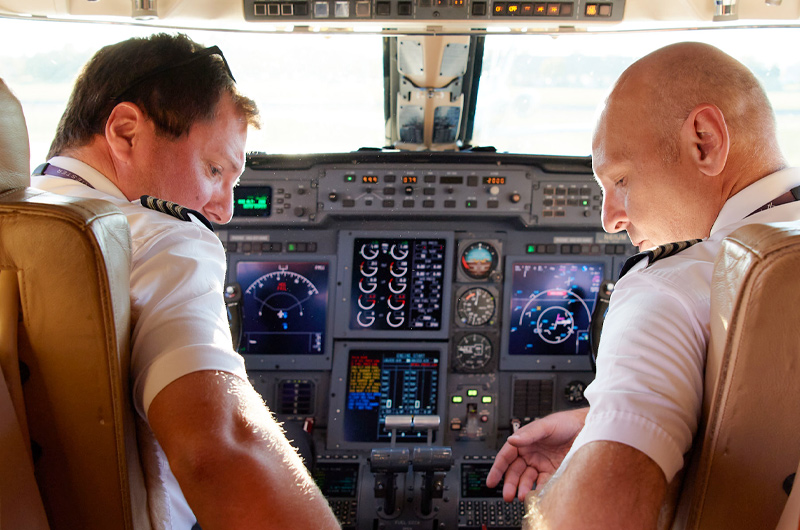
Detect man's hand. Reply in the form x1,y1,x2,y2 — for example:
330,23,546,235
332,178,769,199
487,407,589,501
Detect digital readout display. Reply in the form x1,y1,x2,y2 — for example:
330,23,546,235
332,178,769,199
233,186,271,217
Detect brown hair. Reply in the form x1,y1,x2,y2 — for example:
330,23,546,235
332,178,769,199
48,33,259,158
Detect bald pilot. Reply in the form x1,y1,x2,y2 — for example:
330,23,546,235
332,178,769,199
488,42,800,529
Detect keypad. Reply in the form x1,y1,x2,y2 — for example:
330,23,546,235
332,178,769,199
458,498,524,528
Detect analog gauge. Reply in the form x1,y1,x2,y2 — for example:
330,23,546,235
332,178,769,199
360,242,379,260
460,242,499,280
360,260,378,277
454,334,493,371
456,287,496,326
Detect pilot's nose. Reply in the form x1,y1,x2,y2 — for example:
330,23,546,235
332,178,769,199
204,188,234,225
601,189,629,234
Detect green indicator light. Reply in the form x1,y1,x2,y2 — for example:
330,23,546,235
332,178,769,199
467,389,478,397
482,396,493,403
582,200,589,206
452,396,463,403
288,243,297,252
527,244,536,253
345,174,355,182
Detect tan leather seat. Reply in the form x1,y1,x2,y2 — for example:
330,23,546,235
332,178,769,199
0,80,149,528
671,222,800,529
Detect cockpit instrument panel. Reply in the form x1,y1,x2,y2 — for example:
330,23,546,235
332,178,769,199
219,152,635,530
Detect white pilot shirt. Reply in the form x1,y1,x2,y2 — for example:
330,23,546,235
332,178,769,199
562,167,800,483
33,156,247,530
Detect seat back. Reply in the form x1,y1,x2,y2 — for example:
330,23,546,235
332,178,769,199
0,80,150,529
671,222,800,529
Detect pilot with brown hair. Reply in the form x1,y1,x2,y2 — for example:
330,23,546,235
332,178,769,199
33,33,340,530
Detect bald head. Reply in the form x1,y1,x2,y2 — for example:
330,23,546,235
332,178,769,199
597,42,784,175
592,43,788,249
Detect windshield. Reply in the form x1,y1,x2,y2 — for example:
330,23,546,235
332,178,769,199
1,17,799,166
0,18,385,164
474,27,800,165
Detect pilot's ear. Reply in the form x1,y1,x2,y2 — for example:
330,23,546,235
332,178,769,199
105,102,144,161
681,103,730,177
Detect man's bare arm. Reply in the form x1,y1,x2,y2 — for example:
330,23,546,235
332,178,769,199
524,440,666,530
148,370,340,530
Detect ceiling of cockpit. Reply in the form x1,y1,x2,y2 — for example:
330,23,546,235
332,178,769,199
1,15,799,166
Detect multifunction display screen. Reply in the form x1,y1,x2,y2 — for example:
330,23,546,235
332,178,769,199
236,261,329,356
349,238,446,332
461,463,504,498
344,349,440,443
507,262,604,356
313,463,359,498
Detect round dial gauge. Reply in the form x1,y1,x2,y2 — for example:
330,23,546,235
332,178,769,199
460,242,499,280
456,287,496,326
454,334,493,371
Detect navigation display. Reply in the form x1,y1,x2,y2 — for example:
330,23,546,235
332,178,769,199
236,261,329,356
344,349,440,443
507,262,604,357
349,237,446,332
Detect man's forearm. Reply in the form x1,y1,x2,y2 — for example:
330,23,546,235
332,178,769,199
149,371,340,530
176,412,340,530
522,440,666,530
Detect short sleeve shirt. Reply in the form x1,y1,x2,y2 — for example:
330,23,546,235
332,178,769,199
563,167,800,482
32,156,247,529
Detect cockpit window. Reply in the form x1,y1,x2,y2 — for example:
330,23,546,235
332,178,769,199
2,18,799,165
0,18,385,164
473,27,800,166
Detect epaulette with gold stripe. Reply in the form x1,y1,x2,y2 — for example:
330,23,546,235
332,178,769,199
618,238,703,280
140,195,213,232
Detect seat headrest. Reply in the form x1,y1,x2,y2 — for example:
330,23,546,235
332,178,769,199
0,79,31,192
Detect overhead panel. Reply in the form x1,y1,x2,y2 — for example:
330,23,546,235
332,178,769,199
243,0,625,25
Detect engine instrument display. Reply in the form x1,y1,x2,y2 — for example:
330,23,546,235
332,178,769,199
237,261,329,356
349,237,446,332
507,262,604,356
344,349,440,443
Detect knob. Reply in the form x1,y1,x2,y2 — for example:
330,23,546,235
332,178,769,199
293,207,306,217
328,192,338,202
510,192,522,203
489,185,500,196
565,381,586,403
405,186,414,195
